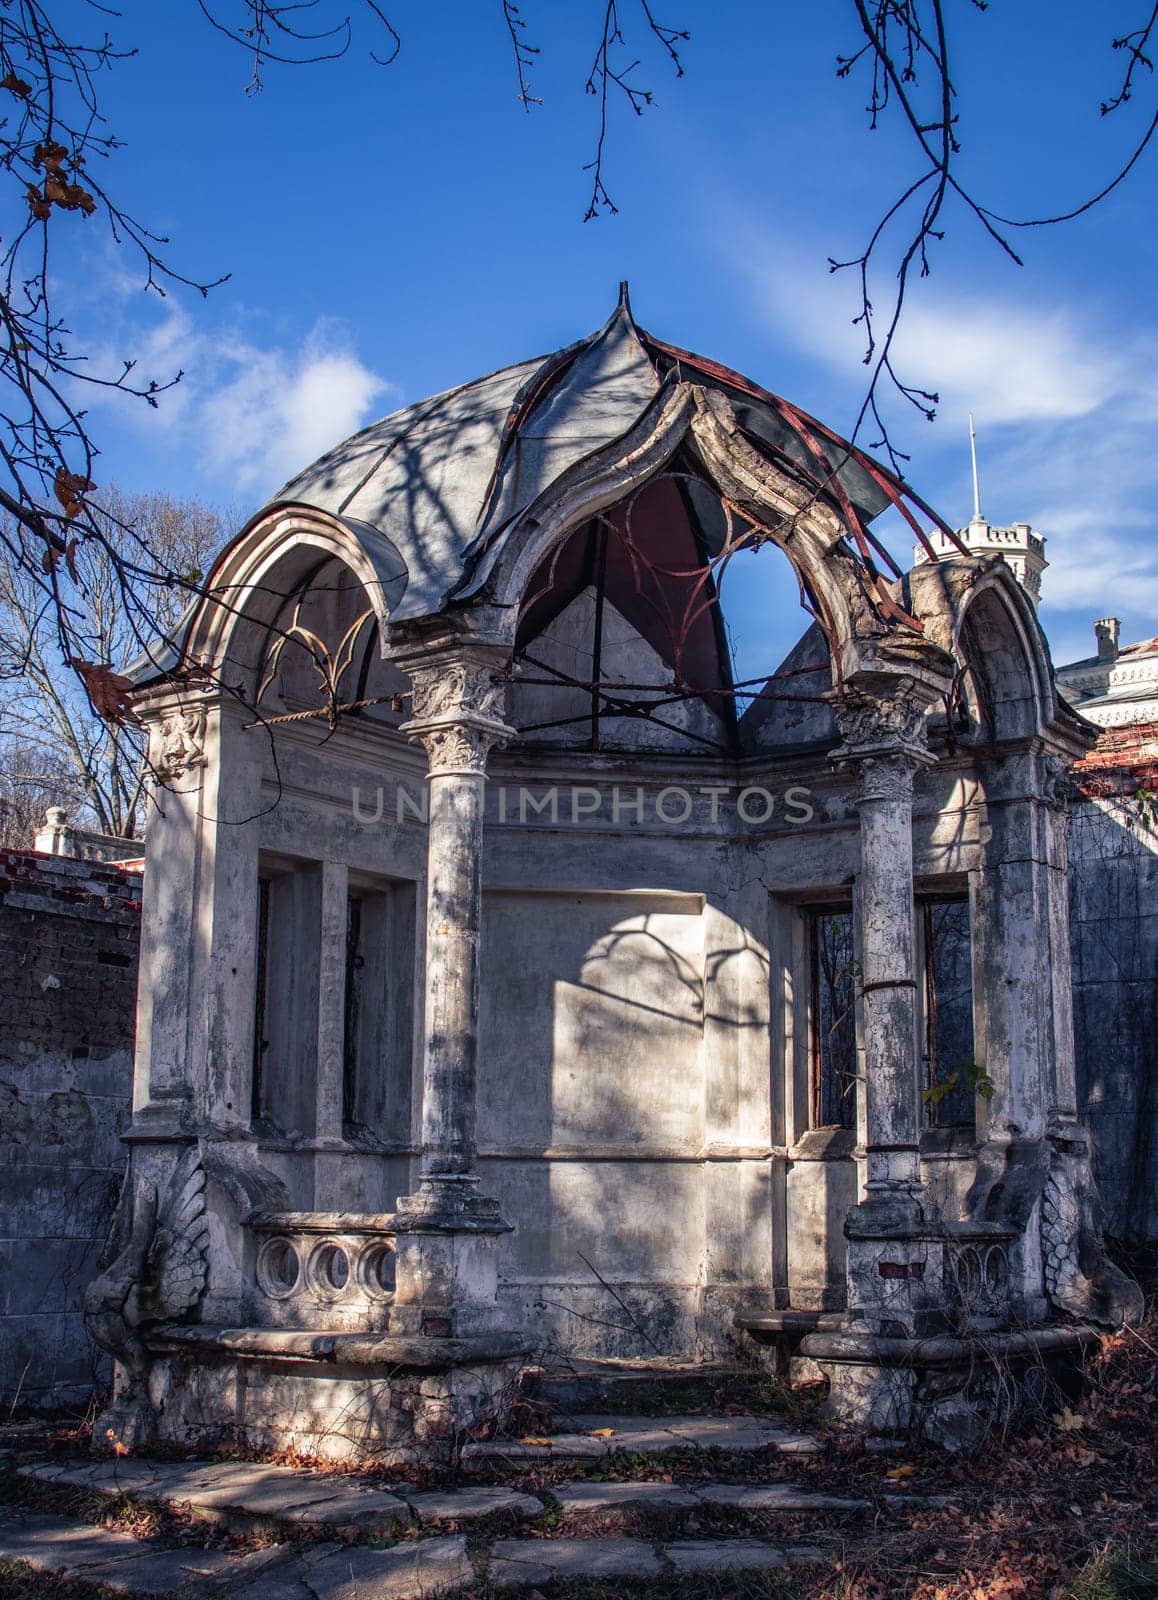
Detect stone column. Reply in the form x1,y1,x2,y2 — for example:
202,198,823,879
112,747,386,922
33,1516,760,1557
396,647,513,1224
831,678,941,1335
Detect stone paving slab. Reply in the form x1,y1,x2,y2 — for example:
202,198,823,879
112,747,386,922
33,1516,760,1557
20,1458,413,1530
71,1545,281,1596
469,1412,815,1463
698,1482,869,1513
666,1538,789,1574
0,1510,281,1594
565,1413,821,1453
0,1512,161,1576
489,1536,664,1587
462,1434,608,1463
284,1535,475,1600
552,1480,702,1515
403,1486,544,1524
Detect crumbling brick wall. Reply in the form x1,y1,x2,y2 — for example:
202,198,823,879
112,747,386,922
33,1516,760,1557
0,849,141,1409
1068,723,1158,1245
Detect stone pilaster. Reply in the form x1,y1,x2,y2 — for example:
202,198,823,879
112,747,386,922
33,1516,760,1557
396,648,513,1228
831,678,942,1336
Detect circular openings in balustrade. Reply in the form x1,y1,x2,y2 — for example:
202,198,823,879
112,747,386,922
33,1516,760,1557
954,1246,982,1303
983,1244,1009,1296
306,1240,351,1299
256,1236,301,1300
357,1241,397,1301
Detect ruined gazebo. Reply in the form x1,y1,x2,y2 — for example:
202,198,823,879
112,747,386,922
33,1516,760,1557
87,289,1142,1458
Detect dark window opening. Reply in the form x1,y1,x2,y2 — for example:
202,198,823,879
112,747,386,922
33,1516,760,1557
810,906,858,1130
921,896,976,1126
251,876,271,1122
343,892,364,1129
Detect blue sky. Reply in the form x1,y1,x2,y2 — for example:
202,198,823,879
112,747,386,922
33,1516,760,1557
65,1,1158,670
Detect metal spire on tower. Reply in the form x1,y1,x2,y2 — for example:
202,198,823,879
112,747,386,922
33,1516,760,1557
969,413,983,522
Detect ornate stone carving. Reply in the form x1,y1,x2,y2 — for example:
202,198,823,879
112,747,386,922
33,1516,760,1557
833,680,933,758
417,722,505,777
156,705,207,780
402,653,512,778
854,751,919,804
84,1146,211,1450
408,658,508,726
1041,753,1073,811
1041,1125,1144,1328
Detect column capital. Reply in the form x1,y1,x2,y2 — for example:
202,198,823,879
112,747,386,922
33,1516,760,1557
400,650,514,777
829,674,941,772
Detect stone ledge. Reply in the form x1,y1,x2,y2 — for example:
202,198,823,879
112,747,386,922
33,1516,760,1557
799,1322,1102,1368
145,1322,531,1368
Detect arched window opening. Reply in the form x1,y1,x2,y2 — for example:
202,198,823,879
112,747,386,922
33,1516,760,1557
509,462,839,757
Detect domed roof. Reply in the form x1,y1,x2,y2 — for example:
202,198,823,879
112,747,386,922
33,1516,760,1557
269,285,950,625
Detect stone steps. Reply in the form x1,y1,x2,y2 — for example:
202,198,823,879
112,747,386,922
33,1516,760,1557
1,1400,928,1595
0,1509,857,1598
17,1453,863,1531
462,1410,823,1465
521,1356,750,1411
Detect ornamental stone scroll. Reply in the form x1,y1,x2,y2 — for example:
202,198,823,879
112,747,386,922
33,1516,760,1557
831,676,940,764
401,653,514,777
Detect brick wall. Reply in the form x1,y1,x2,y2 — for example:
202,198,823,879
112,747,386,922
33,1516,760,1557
1068,720,1158,1244
0,849,141,1409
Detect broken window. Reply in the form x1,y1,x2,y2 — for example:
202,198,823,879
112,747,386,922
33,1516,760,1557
810,906,858,1130
920,896,976,1127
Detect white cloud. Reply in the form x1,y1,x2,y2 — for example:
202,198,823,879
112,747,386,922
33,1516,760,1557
734,237,1139,428
199,331,387,492
726,230,1158,658
82,293,390,501
893,301,1129,427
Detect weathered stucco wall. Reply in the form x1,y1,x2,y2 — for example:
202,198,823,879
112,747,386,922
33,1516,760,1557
0,850,140,1408
1069,794,1158,1243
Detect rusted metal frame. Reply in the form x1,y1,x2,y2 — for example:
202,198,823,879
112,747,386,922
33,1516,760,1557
515,645,831,695
254,554,335,702
671,466,740,751
514,672,828,707
516,520,598,648
243,694,401,729
716,491,844,692
515,651,719,718
516,701,732,754
774,395,925,632
643,328,966,554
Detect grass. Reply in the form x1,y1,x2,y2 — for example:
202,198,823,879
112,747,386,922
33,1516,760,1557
1065,1545,1158,1600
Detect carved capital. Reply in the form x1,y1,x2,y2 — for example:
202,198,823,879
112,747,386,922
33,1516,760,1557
832,679,933,759
154,704,207,781
854,751,919,804
415,722,506,777
1041,753,1072,812
402,654,513,778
